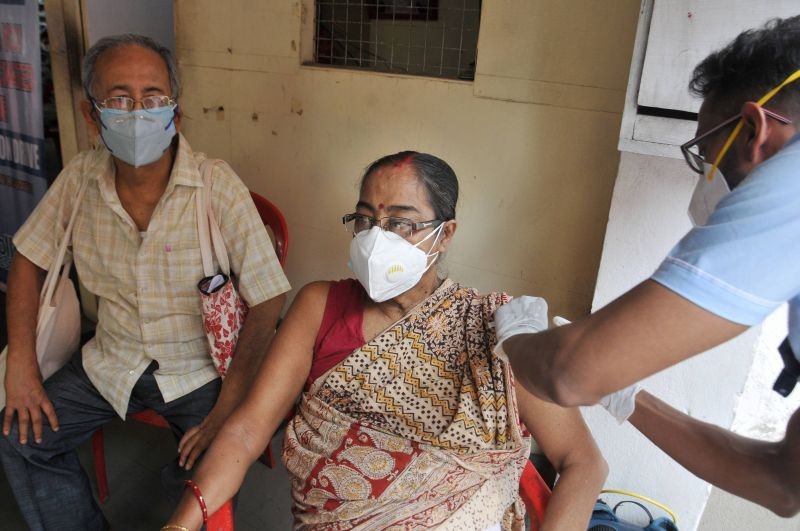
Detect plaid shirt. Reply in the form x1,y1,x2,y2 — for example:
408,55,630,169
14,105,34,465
14,134,290,417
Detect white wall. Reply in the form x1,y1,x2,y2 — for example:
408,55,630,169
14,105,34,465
584,151,755,529
696,307,800,530
84,0,175,51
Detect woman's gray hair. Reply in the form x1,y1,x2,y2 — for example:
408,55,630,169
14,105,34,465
81,34,180,100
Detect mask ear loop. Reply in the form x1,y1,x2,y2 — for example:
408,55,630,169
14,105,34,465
91,104,116,153
706,69,800,182
416,222,446,271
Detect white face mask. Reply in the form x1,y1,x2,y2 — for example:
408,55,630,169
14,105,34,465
349,224,444,302
687,162,731,226
97,106,176,168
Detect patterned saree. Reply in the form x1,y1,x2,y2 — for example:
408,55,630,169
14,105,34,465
283,279,532,530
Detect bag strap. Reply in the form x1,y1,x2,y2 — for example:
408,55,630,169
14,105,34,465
197,159,231,276
40,177,88,308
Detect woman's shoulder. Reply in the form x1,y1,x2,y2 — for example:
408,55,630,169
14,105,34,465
294,280,333,307
450,280,509,310
294,279,364,309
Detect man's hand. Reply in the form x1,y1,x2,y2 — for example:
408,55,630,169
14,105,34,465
178,411,224,470
493,296,549,362
3,352,59,445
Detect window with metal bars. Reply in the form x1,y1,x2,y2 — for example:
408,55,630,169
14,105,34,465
313,1,481,81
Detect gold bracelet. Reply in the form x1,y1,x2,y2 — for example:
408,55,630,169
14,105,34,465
160,525,189,531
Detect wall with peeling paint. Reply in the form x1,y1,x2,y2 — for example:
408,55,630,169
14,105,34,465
173,0,641,319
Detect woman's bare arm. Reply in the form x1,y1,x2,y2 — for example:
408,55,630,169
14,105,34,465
515,381,608,531
164,281,330,530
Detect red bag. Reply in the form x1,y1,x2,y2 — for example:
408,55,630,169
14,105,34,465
196,159,248,377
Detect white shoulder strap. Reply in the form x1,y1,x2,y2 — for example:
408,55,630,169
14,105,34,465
40,178,88,307
197,159,231,276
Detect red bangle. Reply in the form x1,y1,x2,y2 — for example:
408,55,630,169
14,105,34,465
184,480,208,524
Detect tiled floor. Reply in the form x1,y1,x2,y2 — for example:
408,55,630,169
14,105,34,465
0,418,294,530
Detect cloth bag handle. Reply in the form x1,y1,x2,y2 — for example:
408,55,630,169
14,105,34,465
197,159,231,277
39,178,88,311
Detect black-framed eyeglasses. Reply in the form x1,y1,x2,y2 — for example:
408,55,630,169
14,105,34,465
342,213,443,238
680,107,792,174
93,95,177,113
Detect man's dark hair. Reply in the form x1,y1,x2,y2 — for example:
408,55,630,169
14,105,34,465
689,15,800,118
361,151,459,222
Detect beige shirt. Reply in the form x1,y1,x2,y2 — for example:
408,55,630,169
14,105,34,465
14,134,291,417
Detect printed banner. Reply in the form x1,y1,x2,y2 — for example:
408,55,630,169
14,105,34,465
0,0,43,286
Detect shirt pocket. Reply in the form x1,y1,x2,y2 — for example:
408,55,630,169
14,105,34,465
157,243,206,315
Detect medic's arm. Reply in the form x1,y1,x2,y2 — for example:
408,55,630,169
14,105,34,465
628,390,800,517
504,280,746,406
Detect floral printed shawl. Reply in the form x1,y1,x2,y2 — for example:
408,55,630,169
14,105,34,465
283,279,531,529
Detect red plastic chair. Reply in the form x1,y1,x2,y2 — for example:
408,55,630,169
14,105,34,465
249,191,289,268
208,499,235,531
91,191,289,504
519,460,552,529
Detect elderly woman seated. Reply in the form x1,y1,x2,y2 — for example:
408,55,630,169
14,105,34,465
165,152,607,530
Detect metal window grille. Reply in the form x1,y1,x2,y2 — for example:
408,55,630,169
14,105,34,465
313,0,481,81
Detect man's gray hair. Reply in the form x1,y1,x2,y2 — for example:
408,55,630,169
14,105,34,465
81,33,180,100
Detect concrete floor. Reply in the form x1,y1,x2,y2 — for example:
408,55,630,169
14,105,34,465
0,418,294,530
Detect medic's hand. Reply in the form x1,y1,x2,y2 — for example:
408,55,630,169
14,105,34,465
493,296,549,363
600,384,642,424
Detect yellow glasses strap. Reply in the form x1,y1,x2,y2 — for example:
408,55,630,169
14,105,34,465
707,68,800,181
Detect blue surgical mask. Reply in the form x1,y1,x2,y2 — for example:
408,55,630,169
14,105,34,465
97,106,176,167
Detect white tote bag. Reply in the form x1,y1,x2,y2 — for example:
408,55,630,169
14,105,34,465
0,179,87,409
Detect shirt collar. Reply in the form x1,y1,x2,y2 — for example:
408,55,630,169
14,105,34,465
88,132,202,191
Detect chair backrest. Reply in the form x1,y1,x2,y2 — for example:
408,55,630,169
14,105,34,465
249,191,289,267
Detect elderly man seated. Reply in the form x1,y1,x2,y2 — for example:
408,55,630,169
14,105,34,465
0,34,289,530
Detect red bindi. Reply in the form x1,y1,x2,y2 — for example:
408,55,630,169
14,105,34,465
378,203,385,209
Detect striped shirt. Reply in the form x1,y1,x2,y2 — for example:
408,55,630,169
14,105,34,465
14,134,290,417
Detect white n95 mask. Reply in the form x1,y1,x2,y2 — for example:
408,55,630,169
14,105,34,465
349,224,443,302
688,162,730,226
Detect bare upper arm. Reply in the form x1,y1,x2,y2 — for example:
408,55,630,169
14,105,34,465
230,281,330,440
9,252,46,284
551,280,748,404
514,379,604,473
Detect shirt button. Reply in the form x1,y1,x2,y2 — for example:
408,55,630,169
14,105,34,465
129,370,135,375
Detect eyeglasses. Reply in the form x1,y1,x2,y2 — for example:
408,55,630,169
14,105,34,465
680,107,792,175
93,95,177,113
342,213,442,238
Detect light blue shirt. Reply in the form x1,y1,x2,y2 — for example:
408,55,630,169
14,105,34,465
652,132,800,361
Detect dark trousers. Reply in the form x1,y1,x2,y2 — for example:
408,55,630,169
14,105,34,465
0,352,221,531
